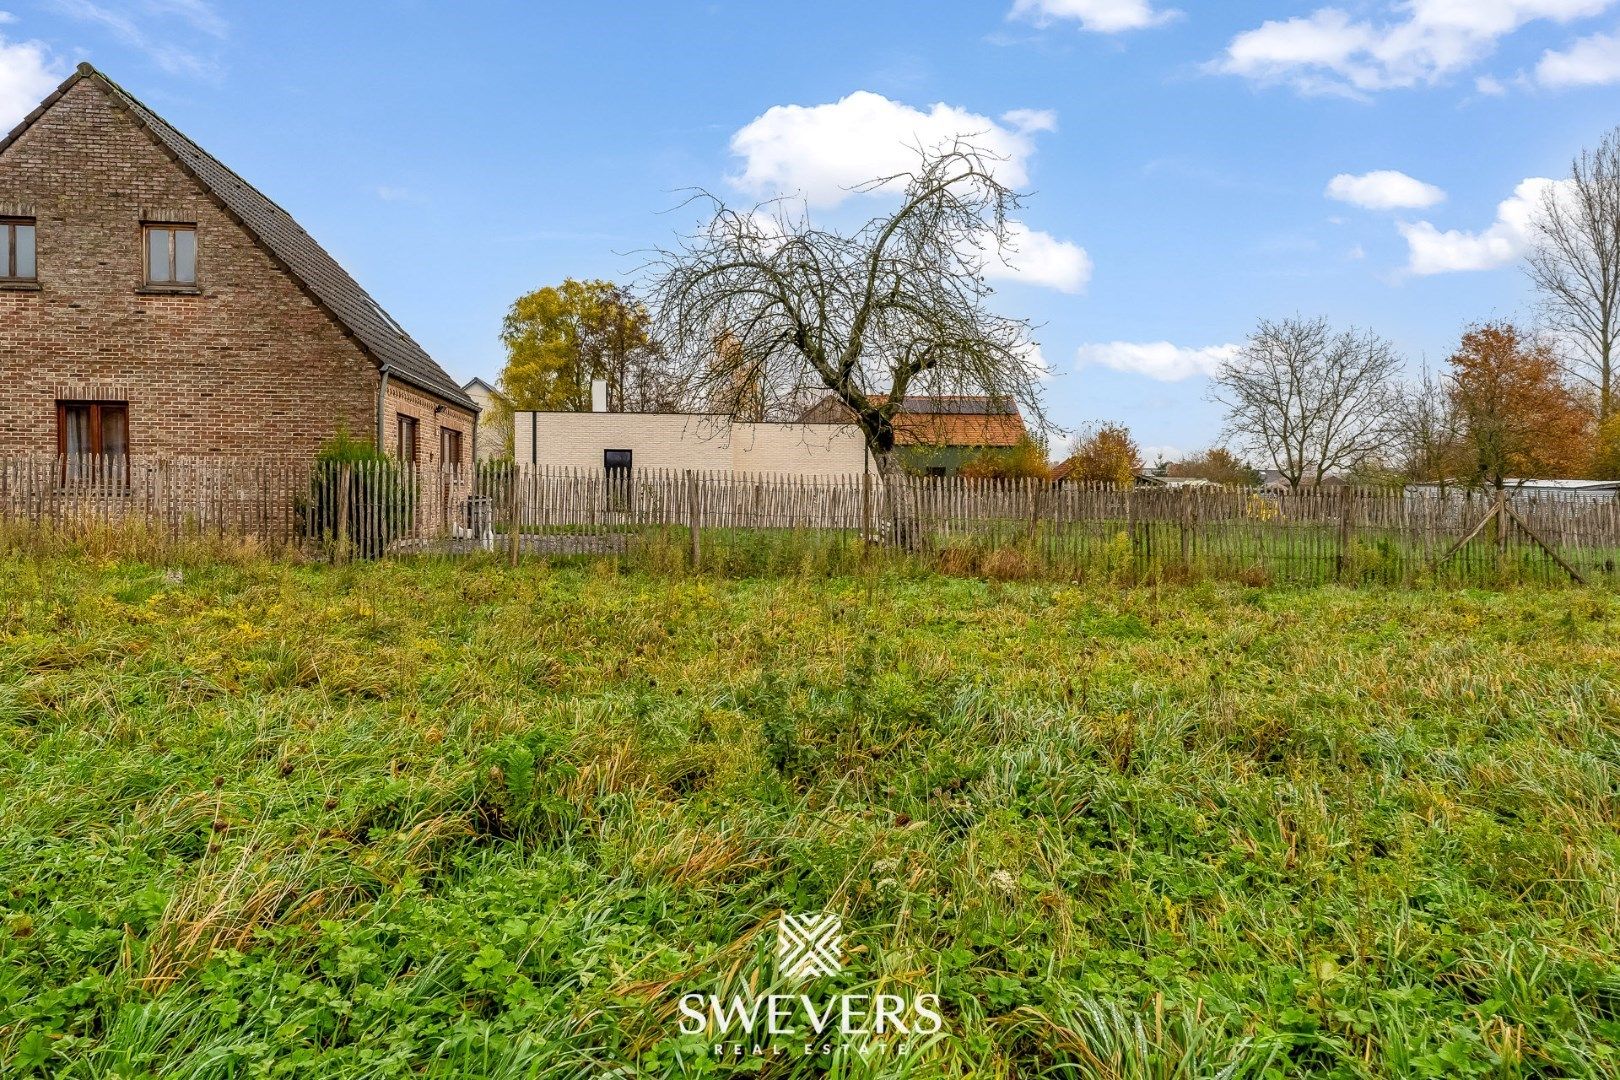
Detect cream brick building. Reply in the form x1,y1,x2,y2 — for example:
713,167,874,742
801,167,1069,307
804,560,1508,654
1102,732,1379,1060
512,408,873,476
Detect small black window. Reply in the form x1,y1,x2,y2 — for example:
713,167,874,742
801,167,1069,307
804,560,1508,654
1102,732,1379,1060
144,224,197,286
3,218,36,281
926,466,948,478
603,449,632,472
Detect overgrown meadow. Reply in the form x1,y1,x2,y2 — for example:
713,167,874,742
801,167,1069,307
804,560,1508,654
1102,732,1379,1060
1,553,1618,1077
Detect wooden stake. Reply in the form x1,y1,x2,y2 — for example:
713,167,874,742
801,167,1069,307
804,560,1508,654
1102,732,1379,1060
1503,502,1588,584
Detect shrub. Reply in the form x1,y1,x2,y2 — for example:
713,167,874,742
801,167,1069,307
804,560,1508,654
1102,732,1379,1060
297,431,416,558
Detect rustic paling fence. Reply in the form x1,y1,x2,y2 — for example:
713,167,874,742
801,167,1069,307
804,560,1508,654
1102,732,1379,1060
3,454,1620,585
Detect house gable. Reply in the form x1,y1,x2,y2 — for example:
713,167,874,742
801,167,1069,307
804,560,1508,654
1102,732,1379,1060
0,66,473,464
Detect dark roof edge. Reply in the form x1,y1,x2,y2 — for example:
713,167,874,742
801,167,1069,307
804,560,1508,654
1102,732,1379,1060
2,62,474,414
0,64,91,158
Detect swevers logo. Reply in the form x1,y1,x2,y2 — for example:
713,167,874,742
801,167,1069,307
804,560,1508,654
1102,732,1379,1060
776,912,843,979
675,912,944,1060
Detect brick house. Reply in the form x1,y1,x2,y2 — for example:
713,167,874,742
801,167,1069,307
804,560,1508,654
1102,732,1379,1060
0,63,476,469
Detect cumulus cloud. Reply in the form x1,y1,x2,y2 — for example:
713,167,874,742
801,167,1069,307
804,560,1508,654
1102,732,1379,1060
727,90,1089,293
1076,341,1239,381
975,220,1093,293
1398,177,1566,274
1327,170,1447,210
728,90,1054,208
1213,0,1617,95
0,31,64,130
1009,0,1178,33
1536,28,1620,85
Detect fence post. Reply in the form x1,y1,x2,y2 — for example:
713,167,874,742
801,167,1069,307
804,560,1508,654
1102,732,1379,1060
861,469,873,564
508,465,521,567
1126,486,1139,559
1335,486,1354,581
1179,489,1193,568
1494,485,1508,566
1025,478,1043,550
686,469,701,569
335,463,351,563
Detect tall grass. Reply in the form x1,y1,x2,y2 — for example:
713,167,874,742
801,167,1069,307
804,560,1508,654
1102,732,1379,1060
0,556,1617,1077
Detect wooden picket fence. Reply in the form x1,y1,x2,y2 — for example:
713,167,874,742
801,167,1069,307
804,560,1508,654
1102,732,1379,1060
3,454,1619,586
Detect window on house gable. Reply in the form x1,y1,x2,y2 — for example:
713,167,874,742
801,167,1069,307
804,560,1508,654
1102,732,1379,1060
2,218,36,281
144,224,197,286
397,414,419,463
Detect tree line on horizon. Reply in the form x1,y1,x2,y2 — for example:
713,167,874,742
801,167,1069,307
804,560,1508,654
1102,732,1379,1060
483,128,1620,491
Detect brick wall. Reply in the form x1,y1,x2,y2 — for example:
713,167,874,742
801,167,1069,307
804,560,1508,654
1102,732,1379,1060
383,378,473,472
0,77,471,463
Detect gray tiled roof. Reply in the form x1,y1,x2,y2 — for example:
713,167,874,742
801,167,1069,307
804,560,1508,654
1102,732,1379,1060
68,65,474,411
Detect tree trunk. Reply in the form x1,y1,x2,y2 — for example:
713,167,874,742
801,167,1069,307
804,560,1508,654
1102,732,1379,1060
873,448,920,550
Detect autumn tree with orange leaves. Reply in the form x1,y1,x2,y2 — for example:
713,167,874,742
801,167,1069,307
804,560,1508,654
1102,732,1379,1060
1062,422,1143,487
1446,321,1592,489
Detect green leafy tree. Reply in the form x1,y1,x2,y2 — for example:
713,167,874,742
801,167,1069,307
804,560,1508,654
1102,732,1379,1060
497,279,673,413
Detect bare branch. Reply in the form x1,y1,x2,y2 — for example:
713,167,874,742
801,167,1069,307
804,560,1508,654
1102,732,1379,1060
1210,316,1402,489
1527,126,1620,420
644,141,1046,472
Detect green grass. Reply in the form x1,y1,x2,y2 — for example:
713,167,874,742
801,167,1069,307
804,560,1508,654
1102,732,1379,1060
1,555,1618,1077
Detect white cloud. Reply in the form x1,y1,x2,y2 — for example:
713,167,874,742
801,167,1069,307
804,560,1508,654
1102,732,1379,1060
1326,170,1447,210
0,32,64,131
1076,341,1239,381
1009,0,1178,33
977,220,1093,293
50,0,226,77
1475,73,1509,93
728,90,1053,208
727,91,1089,293
1213,0,1617,95
1398,177,1565,274
1536,28,1620,86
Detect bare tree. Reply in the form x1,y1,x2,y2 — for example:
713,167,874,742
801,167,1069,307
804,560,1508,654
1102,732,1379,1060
1528,126,1620,421
647,141,1045,479
1390,361,1465,484
1210,316,1401,489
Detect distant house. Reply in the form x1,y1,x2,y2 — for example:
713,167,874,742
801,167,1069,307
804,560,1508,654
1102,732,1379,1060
1259,469,1345,492
0,63,475,466
1407,479,1620,502
462,378,508,461
512,381,871,476
798,394,1029,476
1048,464,1210,489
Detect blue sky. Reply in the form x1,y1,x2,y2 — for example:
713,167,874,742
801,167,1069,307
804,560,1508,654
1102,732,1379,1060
2,1,1618,460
